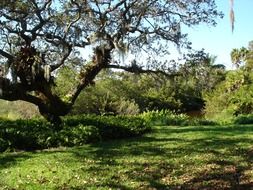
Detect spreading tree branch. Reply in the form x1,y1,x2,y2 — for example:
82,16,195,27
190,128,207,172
68,46,112,104
107,64,179,79
50,44,73,71
0,49,14,60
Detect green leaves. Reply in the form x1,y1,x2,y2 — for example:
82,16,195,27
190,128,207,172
140,110,217,126
0,115,150,152
204,68,253,123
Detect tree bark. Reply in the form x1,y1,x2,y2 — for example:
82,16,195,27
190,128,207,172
0,76,71,125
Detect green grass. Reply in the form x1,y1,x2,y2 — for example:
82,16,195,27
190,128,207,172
0,125,253,190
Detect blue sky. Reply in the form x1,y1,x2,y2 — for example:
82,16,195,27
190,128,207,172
184,0,253,69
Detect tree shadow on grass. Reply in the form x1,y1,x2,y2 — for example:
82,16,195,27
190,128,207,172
175,135,253,190
1,125,252,190
0,152,31,170
0,148,68,171
179,160,253,190
158,124,253,136
70,125,253,190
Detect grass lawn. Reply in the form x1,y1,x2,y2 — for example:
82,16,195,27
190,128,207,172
0,124,252,190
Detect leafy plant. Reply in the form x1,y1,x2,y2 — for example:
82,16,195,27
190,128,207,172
64,115,150,140
58,125,101,146
0,115,150,152
234,114,253,124
0,138,9,152
140,110,189,126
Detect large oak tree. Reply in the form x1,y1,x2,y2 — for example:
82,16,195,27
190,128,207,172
0,0,222,123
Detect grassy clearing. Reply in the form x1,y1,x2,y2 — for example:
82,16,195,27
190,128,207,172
0,124,252,190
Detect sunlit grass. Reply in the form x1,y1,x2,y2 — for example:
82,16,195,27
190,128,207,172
0,125,252,189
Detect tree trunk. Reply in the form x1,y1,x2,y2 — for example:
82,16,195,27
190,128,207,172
0,76,71,125
0,46,112,125
37,96,71,125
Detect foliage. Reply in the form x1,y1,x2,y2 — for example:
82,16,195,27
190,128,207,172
140,110,187,126
70,71,141,115
204,50,253,123
188,118,218,126
230,47,249,67
230,41,253,69
0,54,226,119
54,65,78,98
0,138,9,152
0,125,252,189
234,114,253,124
203,41,253,123
180,51,226,93
64,115,150,139
0,0,223,122
56,125,101,147
69,57,225,116
140,110,218,126
0,115,150,152
113,98,140,115
69,71,181,115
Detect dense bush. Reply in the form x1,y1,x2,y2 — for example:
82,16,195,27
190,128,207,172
0,115,150,152
204,69,253,123
63,115,150,139
187,118,218,126
140,110,218,126
53,125,101,147
233,114,253,124
140,110,189,126
0,138,9,152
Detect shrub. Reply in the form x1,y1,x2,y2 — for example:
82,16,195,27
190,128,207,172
195,119,218,126
140,110,189,126
58,125,101,146
0,138,9,152
0,115,150,152
140,110,219,126
63,115,150,140
234,114,253,124
187,118,218,126
114,98,140,115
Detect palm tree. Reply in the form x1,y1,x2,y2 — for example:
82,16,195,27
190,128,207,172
231,47,250,67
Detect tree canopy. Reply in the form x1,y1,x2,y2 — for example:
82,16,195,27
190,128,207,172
0,0,222,123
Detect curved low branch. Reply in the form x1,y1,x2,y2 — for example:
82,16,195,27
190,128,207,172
0,77,42,105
